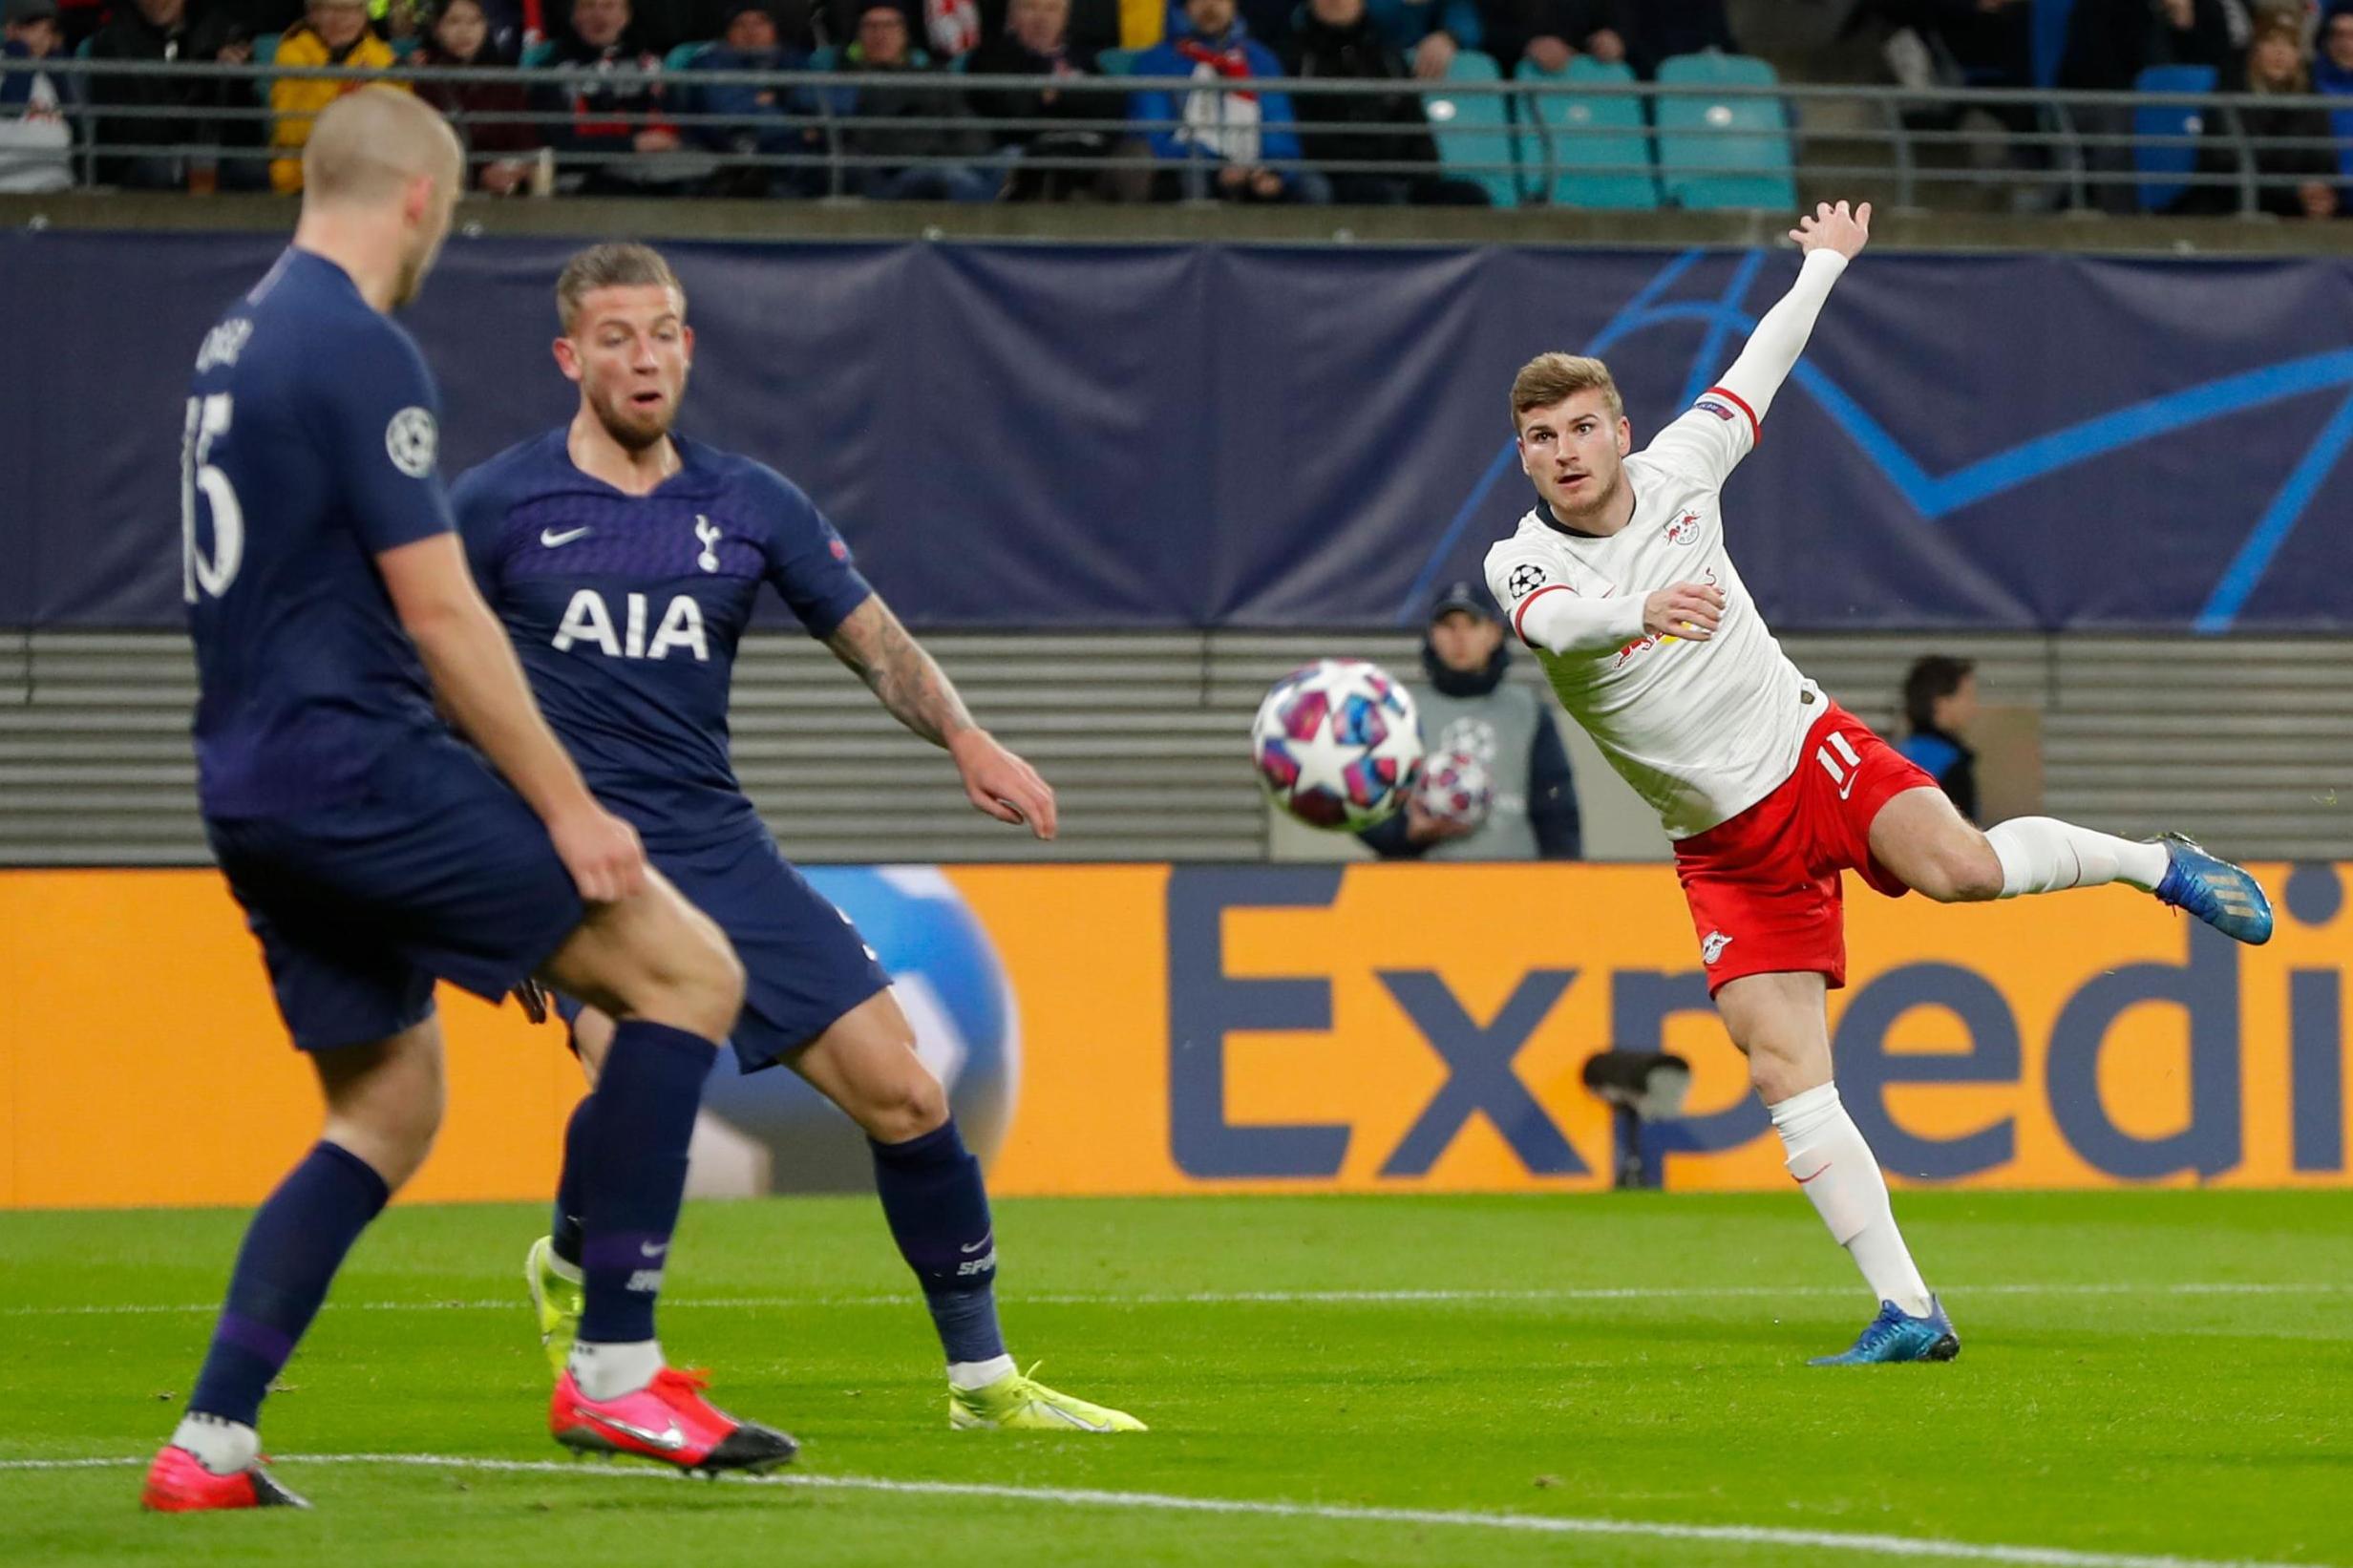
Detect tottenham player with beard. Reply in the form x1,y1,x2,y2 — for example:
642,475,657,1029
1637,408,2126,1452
453,244,1141,1433
1487,201,2274,1365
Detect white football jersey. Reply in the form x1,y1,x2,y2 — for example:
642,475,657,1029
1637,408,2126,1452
1484,393,1823,839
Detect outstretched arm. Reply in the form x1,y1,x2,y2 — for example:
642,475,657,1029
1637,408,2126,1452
1711,200,1871,429
824,594,1058,839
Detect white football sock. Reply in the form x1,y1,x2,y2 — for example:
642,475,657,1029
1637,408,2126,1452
170,1412,259,1475
947,1354,1016,1391
1985,816,2169,896
567,1338,664,1401
1769,1084,1933,1317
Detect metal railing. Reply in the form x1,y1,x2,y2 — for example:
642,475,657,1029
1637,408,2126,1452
1,54,2347,212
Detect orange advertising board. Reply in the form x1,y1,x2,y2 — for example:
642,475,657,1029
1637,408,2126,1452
3,862,2347,1208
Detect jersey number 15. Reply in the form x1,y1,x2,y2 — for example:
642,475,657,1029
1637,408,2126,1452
181,392,244,603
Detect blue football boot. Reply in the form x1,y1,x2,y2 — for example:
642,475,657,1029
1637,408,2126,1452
2152,833,2274,945
1810,1297,1961,1366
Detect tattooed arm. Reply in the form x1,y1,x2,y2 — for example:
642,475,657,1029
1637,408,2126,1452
825,595,1058,838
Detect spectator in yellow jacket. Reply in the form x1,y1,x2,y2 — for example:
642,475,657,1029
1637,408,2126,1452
269,0,407,191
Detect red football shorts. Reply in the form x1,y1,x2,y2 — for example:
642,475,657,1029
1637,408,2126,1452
1671,701,1940,994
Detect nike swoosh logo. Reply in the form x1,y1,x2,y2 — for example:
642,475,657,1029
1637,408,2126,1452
1837,776,1857,801
640,1240,668,1259
571,1406,687,1451
541,526,592,547
1795,1162,1834,1185
959,1237,993,1255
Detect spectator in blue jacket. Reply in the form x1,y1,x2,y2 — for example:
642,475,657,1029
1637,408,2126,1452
1895,654,1980,824
1130,0,1328,200
2315,2,2353,191
683,0,818,194
1,0,74,193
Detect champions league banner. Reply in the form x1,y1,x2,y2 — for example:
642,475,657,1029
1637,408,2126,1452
3,232,2350,633
3,861,2348,1207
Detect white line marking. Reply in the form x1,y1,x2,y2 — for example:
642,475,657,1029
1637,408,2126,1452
0,1452,2327,1568
5,1282,2345,1318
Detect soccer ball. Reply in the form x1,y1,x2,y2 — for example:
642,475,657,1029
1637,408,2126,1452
1415,746,1494,830
1251,659,1424,831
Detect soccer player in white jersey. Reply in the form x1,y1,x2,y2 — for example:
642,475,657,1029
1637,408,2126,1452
1484,201,2276,1365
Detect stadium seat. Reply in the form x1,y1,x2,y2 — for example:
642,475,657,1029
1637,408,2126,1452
2132,63,2216,214
806,43,838,70
664,41,708,71
520,37,555,66
1652,52,1796,211
250,32,279,103
1423,49,1518,209
1094,46,1140,74
1520,54,1656,209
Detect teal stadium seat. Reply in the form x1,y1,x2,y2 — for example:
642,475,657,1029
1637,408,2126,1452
1093,47,1140,74
1423,50,1517,209
520,37,556,66
806,43,838,70
2132,63,2216,213
250,32,279,102
1652,52,1796,211
664,41,708,70
1520,54,1655,209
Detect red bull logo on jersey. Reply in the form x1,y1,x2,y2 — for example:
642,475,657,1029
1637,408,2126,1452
551,589,711,662
1665,510,1701,545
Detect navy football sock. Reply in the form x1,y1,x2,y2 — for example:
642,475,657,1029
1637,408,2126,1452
870,1120,1007,1367
574,1021,713,1345
550,1095,592,1269
188,1140,390,1428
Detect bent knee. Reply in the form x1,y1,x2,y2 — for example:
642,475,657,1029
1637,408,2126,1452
859,1056,950,1144
1912,841,2004,903
631,913,745,1040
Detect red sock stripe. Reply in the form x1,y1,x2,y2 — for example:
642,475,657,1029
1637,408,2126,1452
1512,583,1573,646
1706,385,1761,446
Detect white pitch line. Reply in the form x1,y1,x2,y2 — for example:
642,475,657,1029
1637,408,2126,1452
5,1282,2346,1318
0,1451,2328,1568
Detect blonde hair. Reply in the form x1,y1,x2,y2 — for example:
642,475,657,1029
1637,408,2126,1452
557,243,687,333
302,86,460,207
1510,352,1623,432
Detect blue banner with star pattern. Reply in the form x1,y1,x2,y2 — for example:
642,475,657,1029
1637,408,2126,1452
4,232,2346,631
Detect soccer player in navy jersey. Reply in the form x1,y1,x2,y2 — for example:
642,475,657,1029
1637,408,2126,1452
453,243,1142,1434
145,94,798,1514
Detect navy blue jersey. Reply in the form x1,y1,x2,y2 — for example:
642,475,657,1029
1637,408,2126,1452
184,248,456,818
452,430,874,849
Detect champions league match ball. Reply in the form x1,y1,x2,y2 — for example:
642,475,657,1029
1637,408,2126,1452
1414,746,1494,830
1251,659,1424,831
688,866,1019,1196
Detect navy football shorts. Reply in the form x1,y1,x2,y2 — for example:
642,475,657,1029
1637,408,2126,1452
558,827,891,1074
207,736,586,1053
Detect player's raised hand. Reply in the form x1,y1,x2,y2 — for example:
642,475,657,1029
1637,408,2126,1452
1791,200,1871,260
1644,582,1726,642
950,730,1059,840
549,802,649,902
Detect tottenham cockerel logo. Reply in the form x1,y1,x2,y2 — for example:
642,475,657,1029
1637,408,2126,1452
1506,562,1548,599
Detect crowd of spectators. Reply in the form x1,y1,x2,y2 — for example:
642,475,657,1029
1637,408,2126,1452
0,0,1751,201
12,0,2352,211
1852,0,2353,219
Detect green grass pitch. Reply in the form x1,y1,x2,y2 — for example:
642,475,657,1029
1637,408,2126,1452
2,1192,2347,1567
